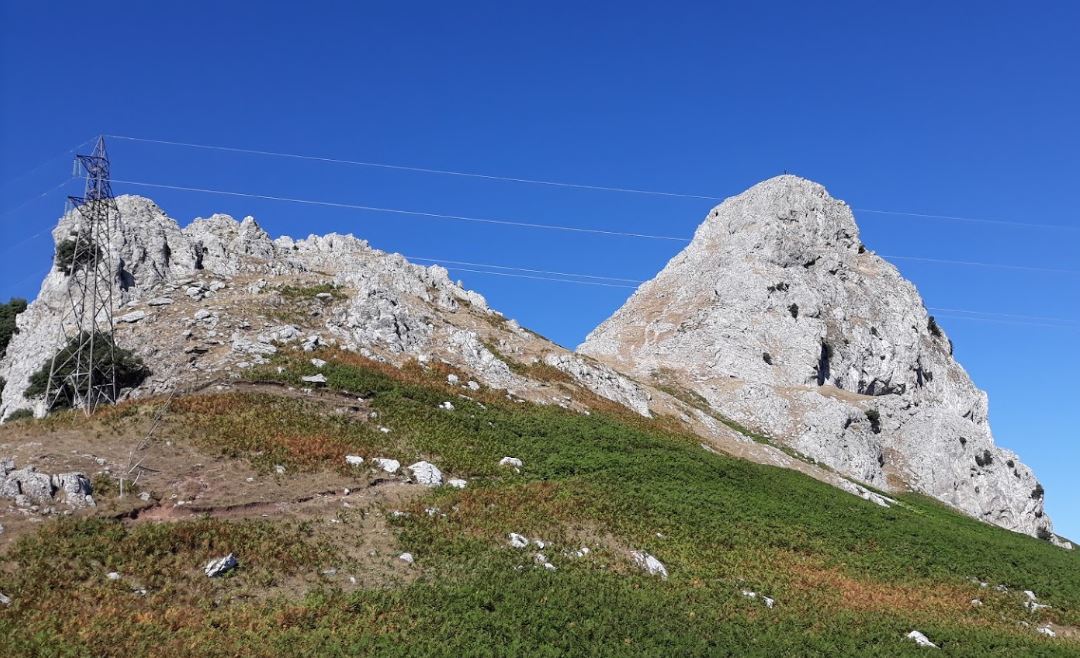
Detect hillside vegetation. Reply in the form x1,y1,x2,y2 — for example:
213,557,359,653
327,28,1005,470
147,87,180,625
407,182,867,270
0,350,1076,656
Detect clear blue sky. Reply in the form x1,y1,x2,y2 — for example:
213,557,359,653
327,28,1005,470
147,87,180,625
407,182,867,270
2,2,1078,538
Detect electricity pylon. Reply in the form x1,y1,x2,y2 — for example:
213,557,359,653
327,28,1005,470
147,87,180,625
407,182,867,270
44,136,122,414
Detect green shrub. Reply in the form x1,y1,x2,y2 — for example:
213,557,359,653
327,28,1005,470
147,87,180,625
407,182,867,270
26,331,149,410
0,297,27,358
54,237,102,276
4,408,34,422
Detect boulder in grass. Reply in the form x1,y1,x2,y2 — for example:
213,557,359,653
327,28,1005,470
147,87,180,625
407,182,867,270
407,461,443,486
1,468,51,500
905,631,938,648
373,458,400,474
630,551,668,580
204,554,238,578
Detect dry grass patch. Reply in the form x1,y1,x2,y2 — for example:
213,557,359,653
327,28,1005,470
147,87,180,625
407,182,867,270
781,555,972,616
168,392,385,472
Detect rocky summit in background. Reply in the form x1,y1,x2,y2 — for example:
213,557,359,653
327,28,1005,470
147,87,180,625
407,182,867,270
580,175,1059,542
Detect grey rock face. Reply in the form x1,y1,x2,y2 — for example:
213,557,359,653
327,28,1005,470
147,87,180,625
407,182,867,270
0,197,503,415
407,461,443,486
1,194,642,423
0,467,53,502
204,554,238,578
51,472,95,507
580,175,1053,539
0,460,94,508
541,353,651,416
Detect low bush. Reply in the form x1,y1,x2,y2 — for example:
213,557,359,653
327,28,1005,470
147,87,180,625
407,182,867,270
4,408,34,422
26,331,149,409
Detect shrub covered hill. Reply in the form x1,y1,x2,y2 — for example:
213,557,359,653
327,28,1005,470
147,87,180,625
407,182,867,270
0,179,1075,656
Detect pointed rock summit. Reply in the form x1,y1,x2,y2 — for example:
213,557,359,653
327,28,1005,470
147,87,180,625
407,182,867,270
580,175,1055,540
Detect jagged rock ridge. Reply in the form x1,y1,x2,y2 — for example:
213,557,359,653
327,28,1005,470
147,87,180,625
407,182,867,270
580,175,1055,540
0,196,650,422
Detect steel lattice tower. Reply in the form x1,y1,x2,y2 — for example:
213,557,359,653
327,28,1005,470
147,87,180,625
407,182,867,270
44,136,122,414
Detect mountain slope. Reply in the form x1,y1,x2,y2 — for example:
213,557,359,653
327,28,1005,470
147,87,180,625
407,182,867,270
1,350,1077,656
580,175,1055,541
0,195,914,505
0,192,1077,655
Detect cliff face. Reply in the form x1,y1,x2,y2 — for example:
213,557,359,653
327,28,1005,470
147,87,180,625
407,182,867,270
580,175,1054,539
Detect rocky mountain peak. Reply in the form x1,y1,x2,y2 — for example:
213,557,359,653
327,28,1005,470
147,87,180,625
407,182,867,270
690,175,860,269
581,176,1057,541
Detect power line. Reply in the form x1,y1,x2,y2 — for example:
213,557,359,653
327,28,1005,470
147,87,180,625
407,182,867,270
111,179,690,241
411,257,1080,326
0,177,80,260
0,137,95,190
930,313,1078,330
0,176,77,219
926,306,1079,325
853,208,1078,232
407,256,645,283
110,178,1079,275
882,254,1080,276
107,135,720,200
107,134,1078,232
443,266,638,288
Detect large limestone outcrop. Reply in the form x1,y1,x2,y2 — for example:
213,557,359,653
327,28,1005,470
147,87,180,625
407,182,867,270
0,195,647,422
580,175,1053,539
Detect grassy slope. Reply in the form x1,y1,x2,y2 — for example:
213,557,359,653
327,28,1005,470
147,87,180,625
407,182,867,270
1,350,1076,656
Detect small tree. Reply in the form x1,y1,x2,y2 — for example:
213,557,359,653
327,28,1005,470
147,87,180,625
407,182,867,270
26,331,149,410
55,236,102,276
